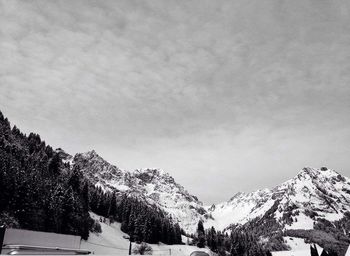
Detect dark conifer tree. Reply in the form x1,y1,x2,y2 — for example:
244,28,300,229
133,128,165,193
0,110,185,244
197,220,206,248
206,226,217,252
327,249,338,256
320,249,329,256
310,244,319,256
107,192,117,222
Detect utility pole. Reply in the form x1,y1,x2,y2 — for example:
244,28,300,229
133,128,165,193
128,239,132,255
169,248,171,256
129,234,133,255
0,227,6,255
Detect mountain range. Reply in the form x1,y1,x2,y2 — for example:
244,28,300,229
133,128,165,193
61,148,350,254
1,107,349,254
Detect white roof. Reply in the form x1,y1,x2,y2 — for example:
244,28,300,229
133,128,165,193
3,228,81,249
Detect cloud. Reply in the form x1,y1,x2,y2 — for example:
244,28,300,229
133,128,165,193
1,0,350,203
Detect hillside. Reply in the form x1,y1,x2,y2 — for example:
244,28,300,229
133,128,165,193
207,167,350,254
271,237,323,256
0,110,182,246
207,167,350,230
0,111,92,239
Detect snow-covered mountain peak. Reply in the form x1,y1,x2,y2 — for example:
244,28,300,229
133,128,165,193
226,189,271,205
293,167,338,181
276,167,349,198
70,150,350,238
72,151,207,233
293,166,346,182
73,151,125,191
205,167,350,232
82,149,98,157
79,150,106,162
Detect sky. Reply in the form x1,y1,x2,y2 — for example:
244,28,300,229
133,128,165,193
1,0,350,204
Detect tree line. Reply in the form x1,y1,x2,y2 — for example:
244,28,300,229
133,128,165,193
0,112,91,239
0,110,182,244
89,186,182,244
191,220,272,256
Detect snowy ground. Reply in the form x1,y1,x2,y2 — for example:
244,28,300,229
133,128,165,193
81,213,213,255
82,213,328,256
346,246,350,256
272,237,322,256
284,213,314,230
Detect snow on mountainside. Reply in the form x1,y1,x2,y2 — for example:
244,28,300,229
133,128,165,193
206,167,350,231
205,188,274,231
72,150,207,233
66,148,350,253
272,237,323,256
204,167,350,255
81,212,213,256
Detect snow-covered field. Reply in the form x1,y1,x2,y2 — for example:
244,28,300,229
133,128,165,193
272,237,322,256
81,213,213,255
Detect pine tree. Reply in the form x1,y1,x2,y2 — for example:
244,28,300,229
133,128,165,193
207,226,217,252
174,223,182,244
327,249,338,256
310,244,319,256
197,220,206,248
48,152,60,176
107,192,117,222
320,249,329,256
0,110,185,244
80,182,91,240
68,167,82,193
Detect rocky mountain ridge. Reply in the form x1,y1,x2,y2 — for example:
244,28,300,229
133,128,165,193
64,149,350,253
70,150,207,233
206,167,350,231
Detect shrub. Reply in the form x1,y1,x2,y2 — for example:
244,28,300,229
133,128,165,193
0,212,20,228
132,242,153,255
90,219,102,233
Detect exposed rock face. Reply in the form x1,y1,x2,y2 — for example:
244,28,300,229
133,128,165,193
72,150,207,233
70,150,350,252
207,167,350,231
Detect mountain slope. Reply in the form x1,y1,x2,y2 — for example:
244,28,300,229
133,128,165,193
0,111,93,239
0,110,184,245
206,167,350,230
72,150,208,233
206,167,350,254
71,147,350,253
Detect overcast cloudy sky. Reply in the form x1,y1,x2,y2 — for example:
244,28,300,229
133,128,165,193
1,0,350,204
